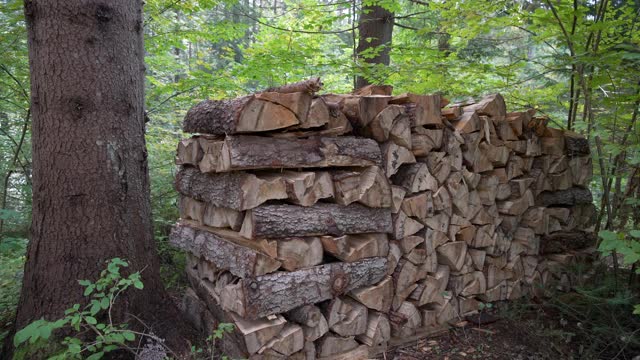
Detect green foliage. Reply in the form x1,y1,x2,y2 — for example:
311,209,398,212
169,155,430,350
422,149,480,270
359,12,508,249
189,322,235,359
13,258,144,360
598,230,640,269
0,236,26,343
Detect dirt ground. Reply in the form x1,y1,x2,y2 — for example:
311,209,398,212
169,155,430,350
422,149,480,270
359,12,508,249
378,304,584,360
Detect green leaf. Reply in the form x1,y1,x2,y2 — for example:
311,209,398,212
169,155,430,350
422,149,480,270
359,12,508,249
86,351,105,360
90,301,101,315
630,230,640,239
122,331,135,341
85,316,98,325
100,297,110,309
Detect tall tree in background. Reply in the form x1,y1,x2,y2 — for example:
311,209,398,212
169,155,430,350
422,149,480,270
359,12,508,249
356,3,394,89
6,0,186,354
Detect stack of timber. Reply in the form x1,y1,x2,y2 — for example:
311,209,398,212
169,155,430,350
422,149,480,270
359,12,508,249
170,78,596,359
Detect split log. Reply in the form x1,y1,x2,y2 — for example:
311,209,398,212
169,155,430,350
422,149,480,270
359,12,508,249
170,222,280,278
494,120,518,141
202,205,245,231
448,271,487,296
391,210,424,240
363,105,403,142
458,296,480,315
390,116,412,149
453,110,480,133
392,163,439,194
387,241,402,276
317,345,369,360
400,235,425,254
468,249,486,271
391,186,407,214
422,212,451,234
271,102,353,138
277,237,324,271
411,129,444,156
254,91,313,123
260,324,306,357
392,259,419,302
321,233,389,262
342,95,390,129
422,152,452,184
278,171,335,207
473,93,507,118
315,334,359,359
480,142,510,166
197,137,225,173
497,190,534,216
389,93,442,127
176,137,204,165
211,135,382,172
322,297,368,337
521,207,549,235
409,275,442,306
432,185,452,215
356,311,391,347
175,167,287,211
302,98,331,129
390,301,421,337
230,313,287,355
331,166,391,208
179,196,206,223
286,305,329,342
401,192,434,220
442,106,462,120
382,141,416,176
569,156,593,187
349,276,394,312
240,203,392,239
183,95,301,134
436,241,468,272
220,257,389,319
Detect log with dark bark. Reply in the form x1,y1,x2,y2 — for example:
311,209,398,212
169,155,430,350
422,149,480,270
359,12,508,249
563,130,590,155
183,95,300,135
240,203,393,239
536,187,593,206
175,167,287,211
541,231,597,254
170,221,281,278
212,135,382,172
220,257,389,319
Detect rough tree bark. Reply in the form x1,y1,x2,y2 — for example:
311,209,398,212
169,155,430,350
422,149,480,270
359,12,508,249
5,0,189,356
355,4,394,89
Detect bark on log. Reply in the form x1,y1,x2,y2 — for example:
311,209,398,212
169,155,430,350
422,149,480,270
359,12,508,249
536,187,593,206
183,96,300,135
240,203,392,239
170,222,281,278
213,135,382,172
221,257,389,319
175,166,287,211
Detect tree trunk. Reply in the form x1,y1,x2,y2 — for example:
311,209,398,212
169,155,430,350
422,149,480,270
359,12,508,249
355,4,394,89
7,0,188,355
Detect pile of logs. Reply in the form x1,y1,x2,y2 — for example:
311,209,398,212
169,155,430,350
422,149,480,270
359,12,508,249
170,78,596,359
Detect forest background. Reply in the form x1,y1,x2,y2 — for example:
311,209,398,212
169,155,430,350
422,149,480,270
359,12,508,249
1,0,639,357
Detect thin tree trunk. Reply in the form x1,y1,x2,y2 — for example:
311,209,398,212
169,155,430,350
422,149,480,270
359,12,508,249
355,4,394,89
5,0,189,356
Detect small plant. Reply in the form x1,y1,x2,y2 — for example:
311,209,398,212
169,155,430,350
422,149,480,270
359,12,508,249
13,258,147,359
190,322,235,360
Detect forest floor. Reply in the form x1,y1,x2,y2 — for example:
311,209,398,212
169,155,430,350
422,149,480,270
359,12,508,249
378,301,595,360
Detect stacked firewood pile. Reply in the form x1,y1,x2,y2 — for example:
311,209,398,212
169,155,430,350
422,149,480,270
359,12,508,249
169,78,596,359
